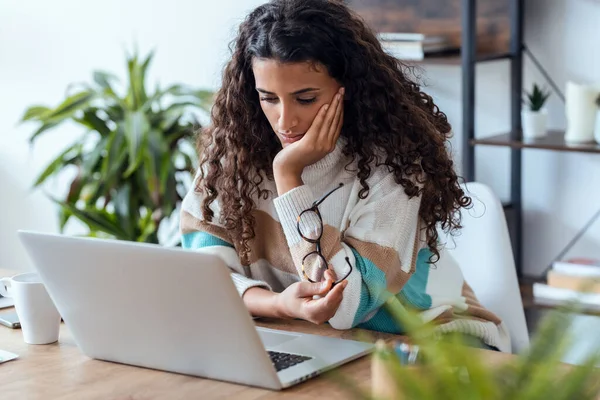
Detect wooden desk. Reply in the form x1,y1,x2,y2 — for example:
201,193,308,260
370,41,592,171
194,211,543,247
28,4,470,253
0,269,515,399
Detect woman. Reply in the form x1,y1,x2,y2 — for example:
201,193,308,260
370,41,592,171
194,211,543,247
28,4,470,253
181,0,510,352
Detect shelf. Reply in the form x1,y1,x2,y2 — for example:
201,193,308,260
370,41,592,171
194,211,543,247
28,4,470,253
471,131,600,154
519,276,600,316
402,51,513,66
475,52,513,63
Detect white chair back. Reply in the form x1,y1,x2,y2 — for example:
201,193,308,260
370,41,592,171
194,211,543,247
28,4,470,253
438,182,529,353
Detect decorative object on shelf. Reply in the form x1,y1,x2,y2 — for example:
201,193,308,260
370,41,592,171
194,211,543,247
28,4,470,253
564,81,598,143
521,83,550,139
594,94,600,144
21,50,214,245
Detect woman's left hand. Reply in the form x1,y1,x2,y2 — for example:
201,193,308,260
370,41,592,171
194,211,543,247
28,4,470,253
273,87,344,181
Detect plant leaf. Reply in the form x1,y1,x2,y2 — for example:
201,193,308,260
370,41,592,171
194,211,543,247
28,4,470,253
139,50,153,99
143,129,165,205
52,199,129,239
42,90,96,121
57,206,72,232
140,221,157,243
32,141,82,187
137,209,157,243
21,105,51,122
161,85,214,113
112,183,135,238
159,150,178,219
126,50,151,110
28,121,61,143
106,104,125,121
75,109,111,136
160,110,184,133
123,110,150,177
81,136,108,177
101,127,125,176
81,180,105,208
93,70,119,93
133,164,156,210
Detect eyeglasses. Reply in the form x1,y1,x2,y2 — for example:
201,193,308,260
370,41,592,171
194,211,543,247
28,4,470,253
296,183,353,287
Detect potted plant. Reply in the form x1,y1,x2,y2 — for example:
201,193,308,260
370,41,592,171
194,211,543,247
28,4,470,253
522,83,551,139
22,50,213,245
336,297,600,399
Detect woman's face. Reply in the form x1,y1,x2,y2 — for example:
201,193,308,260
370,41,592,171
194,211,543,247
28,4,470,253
252,59,342,148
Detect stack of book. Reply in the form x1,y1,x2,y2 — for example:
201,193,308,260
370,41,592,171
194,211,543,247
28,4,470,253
533,258,600,310
378,32,458,61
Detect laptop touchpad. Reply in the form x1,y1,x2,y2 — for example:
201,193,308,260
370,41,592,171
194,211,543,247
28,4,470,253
257,329,300,348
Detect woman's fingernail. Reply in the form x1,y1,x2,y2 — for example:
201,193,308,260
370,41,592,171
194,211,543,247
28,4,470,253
340,87,345,95
324,104,330,111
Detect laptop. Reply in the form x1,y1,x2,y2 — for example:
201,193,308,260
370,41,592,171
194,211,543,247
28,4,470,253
17,230,374,390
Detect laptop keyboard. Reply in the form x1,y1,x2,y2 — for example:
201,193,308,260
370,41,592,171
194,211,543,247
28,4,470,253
268,351,312,372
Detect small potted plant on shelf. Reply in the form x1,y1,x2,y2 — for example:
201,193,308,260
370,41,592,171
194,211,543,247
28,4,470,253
522,83,551,139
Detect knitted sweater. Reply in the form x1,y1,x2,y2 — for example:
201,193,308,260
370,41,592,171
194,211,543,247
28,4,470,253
180,139,511,353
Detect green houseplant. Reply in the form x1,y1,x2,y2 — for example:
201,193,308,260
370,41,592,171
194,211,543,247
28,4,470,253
22,50,213,244
337,297,600,400
524,83,551,112
522,83,551,139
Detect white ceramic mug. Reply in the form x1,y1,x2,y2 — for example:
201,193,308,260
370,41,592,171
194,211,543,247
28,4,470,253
0,272,61,344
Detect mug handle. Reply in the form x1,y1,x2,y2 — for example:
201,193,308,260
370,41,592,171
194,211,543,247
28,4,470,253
0,277,11,298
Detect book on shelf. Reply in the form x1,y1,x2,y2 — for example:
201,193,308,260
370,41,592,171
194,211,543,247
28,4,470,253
546,270,600,294
532,257,600,309
378,32,429,41
552,257,600,277
377,32,458,61
532,282,600,311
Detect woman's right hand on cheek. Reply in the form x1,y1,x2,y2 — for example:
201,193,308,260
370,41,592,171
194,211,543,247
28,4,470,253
272,87,345,178
275,278,347,325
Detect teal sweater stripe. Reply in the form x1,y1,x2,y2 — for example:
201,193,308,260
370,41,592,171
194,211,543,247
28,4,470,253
398,248,433,310
357,306,405,333
182,232,233,249
350,247,389,327
354,248,433,333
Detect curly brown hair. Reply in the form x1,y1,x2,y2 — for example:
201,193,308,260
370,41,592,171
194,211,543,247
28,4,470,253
196,0,471,265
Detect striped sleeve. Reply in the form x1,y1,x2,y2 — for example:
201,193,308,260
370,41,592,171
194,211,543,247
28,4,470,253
180,186,271,297
273,173,422,329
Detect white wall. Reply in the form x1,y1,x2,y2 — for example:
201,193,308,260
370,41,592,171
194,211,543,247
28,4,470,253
1,0,599,276
0,0,265,271
419,0,600,276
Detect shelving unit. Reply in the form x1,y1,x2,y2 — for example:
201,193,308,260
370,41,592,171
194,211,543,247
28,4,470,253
361,0,529,276
460,0,599,279
352,0,599,280
461,0,526,277
472,131,600,154
352,1,600,318
404,52,513,66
